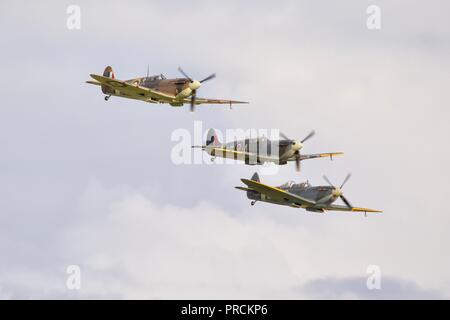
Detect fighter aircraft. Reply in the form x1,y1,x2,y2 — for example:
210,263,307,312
192,128,343,172
236,172,382,214
86,66,248,111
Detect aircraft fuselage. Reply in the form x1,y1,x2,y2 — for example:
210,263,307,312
247,184,337,208
206,138,296,165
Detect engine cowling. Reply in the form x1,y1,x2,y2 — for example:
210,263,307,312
176,87,192,99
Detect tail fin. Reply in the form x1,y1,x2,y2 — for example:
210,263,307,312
251,172,260,182
103,66,115,79
101,66,115,94
247,172,261,200
206,128,221,146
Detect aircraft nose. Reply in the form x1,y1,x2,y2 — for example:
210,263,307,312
332,188,343,197
292,141,303,151
189,80,201,90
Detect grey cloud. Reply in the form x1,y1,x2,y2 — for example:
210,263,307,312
299,276,443,300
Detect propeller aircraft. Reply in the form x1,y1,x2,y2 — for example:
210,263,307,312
86,66,248,111
236,172,382,215
192,128,343,172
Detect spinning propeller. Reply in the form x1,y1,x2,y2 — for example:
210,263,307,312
321,173,353,208
178,67,216,112
279,130,316,172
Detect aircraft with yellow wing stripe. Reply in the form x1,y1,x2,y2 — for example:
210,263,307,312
193,128,343,172
236,172,382,215
86,66,248,111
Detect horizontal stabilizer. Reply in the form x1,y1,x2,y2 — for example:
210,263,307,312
235,186,253,192
86,80,101,86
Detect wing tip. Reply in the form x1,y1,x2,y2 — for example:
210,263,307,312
352,207,383,213
325,152,344,157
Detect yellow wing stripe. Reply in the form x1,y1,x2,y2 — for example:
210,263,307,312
209,147,246,155
351,207,383,213
323,204,382,213
316,152,344,157
207,147,278,163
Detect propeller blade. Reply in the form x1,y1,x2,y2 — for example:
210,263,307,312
295,155,301,172
177,67,192,82
301,130,315,143
340,173,352,189
200,73,216,83
323,175,334,187
279,132,290,140
190,90,196,112
340,195,353,209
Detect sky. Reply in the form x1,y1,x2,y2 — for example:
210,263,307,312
0,0,450,299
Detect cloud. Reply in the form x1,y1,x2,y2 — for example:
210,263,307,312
0,180,441,299
300,276,443,299
59,180,301,299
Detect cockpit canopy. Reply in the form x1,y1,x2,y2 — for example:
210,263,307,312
280,181,311,189
146,74,166,81
298,181,311,188
280,180,296,189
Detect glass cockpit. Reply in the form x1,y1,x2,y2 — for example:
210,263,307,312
280,181,311,189
280,180,296,189
145,74,166,82
298,181,311,189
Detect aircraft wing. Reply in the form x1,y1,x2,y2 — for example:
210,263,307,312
287,152,344,161
185,97,249,106
206,146,278,163
88,74,175,102
241,179,316,207
323,204,382,213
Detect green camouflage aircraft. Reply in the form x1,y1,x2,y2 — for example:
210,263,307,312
236,172,382,215
193,128,343,172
